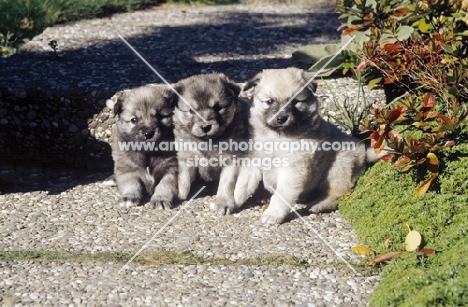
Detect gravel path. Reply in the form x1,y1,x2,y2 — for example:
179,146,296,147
0,2,384,306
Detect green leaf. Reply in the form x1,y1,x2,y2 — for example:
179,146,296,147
292,44,341,65
308,53,347,77
368,77,382,89
418,19,431,33
397,25,414,40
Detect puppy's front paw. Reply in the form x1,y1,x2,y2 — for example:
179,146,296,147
150,197,174,210
117,195,141,208
211,197,237,215
261,208,288,224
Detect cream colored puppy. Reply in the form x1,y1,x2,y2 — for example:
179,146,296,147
233,68,380,224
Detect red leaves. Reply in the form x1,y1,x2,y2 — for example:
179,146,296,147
392,7,410,17
382,44,400,52
363,96,457,195
370,131,386,154
388,106,407,124
369,251,403,266
393,156,411,168
365,226,436,267
421,93,436,111
418,248,436,257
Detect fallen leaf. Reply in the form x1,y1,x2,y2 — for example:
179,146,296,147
418,248,436,257
415,172,439,196
384,238,393,248
352,245,375,256
405,230,422,251
262,203,269,212
369,251,403,265
425,153,439,173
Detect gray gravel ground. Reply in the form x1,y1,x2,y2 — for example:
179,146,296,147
0,2,385,306
0,166,380,306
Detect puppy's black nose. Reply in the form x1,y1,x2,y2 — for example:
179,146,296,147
277,116,288,124
201,125,212,133
144,131,155,140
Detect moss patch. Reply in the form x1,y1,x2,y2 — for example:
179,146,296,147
340,136,468,306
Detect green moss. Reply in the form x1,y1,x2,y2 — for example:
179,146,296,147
340,135,468,306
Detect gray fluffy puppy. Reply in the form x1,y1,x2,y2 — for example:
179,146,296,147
233,68,381,224
173,73,249,213
111,84,178,209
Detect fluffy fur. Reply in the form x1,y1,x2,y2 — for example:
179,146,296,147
172,73,249,213
233,68,379,224
111,84,178,209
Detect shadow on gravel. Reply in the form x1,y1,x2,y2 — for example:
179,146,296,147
0,163,112,194
0,8,340,193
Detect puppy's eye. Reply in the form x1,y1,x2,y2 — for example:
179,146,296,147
261,99,273,108
131,118,138,124
295,101,305,109
214,105,224,112
189,109,195,114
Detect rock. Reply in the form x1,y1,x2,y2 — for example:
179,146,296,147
2,296,20,305
77,111,90,119
0,108,7,117
106,99,115,110
0,118,8,125
68,124,78,133
98,114,109,122
88,121,98,129
27,111,36,121
106,117,116,125
42,119,51,128
14,87,27,98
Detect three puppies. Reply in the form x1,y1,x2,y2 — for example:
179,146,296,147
111,84,178,209
110,69,377,225
172,73,249,213
233,68,378,224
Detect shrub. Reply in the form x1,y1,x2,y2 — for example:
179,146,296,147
336,0,468,193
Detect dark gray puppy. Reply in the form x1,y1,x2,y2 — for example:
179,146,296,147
173,73,249,213
111,84,178,209
233,68,381,224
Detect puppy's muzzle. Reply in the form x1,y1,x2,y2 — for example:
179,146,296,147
144,131,155,140
201,125,212,133
277,116,288,124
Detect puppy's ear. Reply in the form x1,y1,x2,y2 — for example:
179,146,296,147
113,93,125,116
218,74,241,98
302,71,318,93
171,84,182,108
167,89,177,108
243,73,261,92
306,81,318,93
